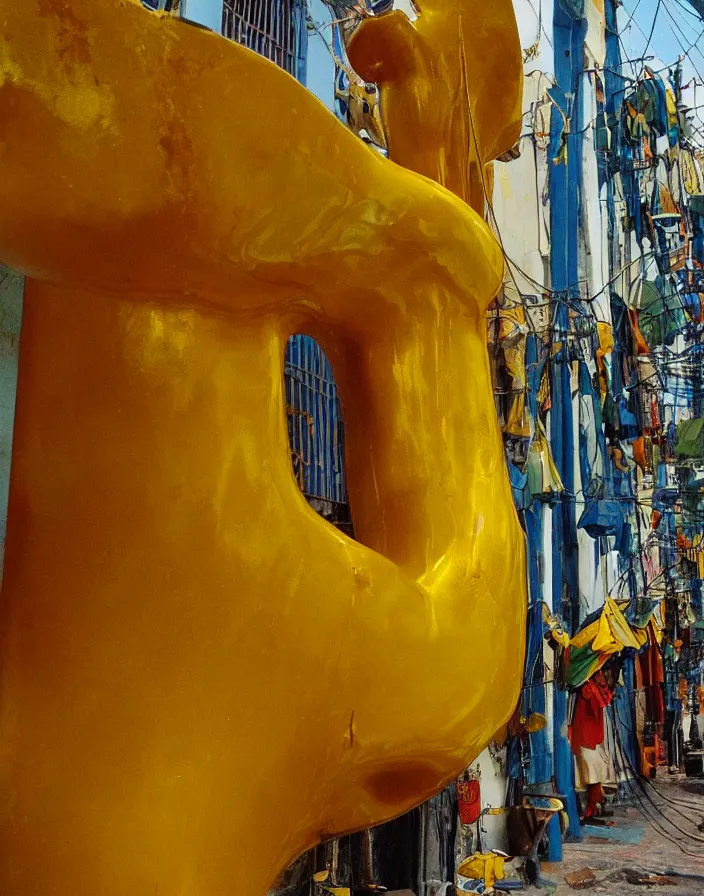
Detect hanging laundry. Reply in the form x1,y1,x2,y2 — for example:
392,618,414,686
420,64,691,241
681,151,704,196
627,308,651,354
526,420,565,499
498,305,531,438
675,417,704,460
507,462,530,511
666,87,680,148
595,322,614,404
562,598,647,689
577,498,631,555
631,436,648,471
592,597,648,654
638,278,688,347
456,778,482,826
638,621,666,726
632,70,669,139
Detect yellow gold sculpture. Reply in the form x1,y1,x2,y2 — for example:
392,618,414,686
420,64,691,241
347,0,522,210
0,1,526,893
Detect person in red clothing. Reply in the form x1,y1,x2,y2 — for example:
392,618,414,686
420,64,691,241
569,669,616,821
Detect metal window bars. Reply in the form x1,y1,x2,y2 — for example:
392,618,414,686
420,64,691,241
284,335,351,534
222,0,298,76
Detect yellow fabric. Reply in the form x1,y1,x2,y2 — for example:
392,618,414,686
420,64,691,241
592,597,648,654
571,618,601,650
498,305,530,438
597,322,615,355
497,304,526,340
523,795,563,813
503,347,530,436
457,853,506,889
689,533,704,579
531,419,565,493
554,597,646,658
666,88,679,137
681,148,704,195
596,322,614,403
537,365,551,412
525,712,548,733
659,183,679,215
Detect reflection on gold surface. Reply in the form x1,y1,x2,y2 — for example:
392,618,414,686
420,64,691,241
0,1,525,894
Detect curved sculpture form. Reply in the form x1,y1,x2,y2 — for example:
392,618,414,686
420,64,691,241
0,1,526,894
347,0,522,210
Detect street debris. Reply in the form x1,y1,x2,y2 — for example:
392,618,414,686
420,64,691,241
564,867,597,890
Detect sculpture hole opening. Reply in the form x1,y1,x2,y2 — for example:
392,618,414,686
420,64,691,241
284,335,353,537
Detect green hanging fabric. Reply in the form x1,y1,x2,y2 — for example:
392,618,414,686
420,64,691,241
675,417,704,459
638,279,687,347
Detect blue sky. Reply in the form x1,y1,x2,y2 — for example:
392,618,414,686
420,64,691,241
183,0,223,32
306,0,336,110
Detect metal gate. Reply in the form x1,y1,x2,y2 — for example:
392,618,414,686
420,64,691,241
284,335,351,535
222,0,301,76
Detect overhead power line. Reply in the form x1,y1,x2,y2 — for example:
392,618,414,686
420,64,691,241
642,0,663,63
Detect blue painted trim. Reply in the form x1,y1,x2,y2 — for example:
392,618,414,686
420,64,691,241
295,0,308,85
548,0,587,852
523,504,553,788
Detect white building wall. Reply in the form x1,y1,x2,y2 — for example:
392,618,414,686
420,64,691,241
464,750,510,854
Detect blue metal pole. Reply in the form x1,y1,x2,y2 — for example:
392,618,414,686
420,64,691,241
547,0,587,849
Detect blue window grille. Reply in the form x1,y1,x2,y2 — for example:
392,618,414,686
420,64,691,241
222,0,307,79
284,335,352,535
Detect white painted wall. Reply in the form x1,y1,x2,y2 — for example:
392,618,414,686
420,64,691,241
492,70,554,304
465,749,510,854
514,0,555,79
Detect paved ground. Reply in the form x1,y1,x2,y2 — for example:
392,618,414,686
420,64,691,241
534,775,704,894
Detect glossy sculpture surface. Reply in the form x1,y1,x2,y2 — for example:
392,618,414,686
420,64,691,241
347,0,522,211
0,1,525,894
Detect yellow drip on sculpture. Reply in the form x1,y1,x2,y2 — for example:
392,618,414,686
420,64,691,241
0,1,526,893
